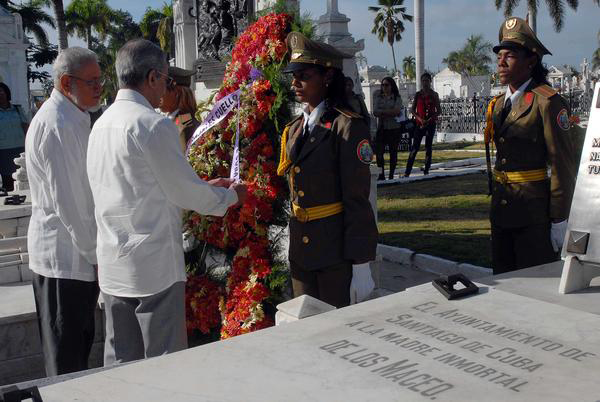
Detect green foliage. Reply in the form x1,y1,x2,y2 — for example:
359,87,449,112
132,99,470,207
65,0,115,48
402,55,415,80
9,0,55,46
593,30,600,70
139,2,174,58
369,0,413,73
494,0,578,32
443,34,492,76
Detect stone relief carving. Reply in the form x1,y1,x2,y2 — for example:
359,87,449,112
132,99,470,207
195,0,251,61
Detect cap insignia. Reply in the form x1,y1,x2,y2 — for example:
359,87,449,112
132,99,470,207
290,35,298,48
505,18,517,30
291,52,302,60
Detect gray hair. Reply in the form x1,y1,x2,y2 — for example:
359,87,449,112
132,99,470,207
115,39,166,89
53,47,98,87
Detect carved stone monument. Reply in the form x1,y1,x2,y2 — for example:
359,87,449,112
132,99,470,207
315,0,364,95
173,0,197,70
559,82,600,293
11,152,28,191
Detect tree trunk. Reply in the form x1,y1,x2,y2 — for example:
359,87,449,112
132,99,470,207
527,6,537,34
414,0,424,91
52,0,68,51
390,42,398,75
87,27,92,49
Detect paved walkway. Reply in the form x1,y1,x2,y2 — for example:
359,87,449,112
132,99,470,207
371,259,439,298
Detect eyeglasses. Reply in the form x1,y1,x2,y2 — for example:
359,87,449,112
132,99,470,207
67,75,105,88
153,70,176,89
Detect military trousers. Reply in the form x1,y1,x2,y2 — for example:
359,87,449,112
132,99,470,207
290,260,353,308
491,223,558,275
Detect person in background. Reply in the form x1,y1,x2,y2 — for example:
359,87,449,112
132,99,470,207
344,76,371,130
87,39,246,366
373,77,404,180
25,47,102,376
404,72,441,177
0,82,29,191
278,32,378,307
486,17,578,274
159,66,200,153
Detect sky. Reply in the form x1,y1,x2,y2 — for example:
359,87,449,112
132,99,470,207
43,0,600,74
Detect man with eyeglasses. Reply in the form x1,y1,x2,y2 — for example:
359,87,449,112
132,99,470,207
87,39,246,365
25,47,103,376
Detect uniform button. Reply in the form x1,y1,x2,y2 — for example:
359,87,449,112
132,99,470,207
302,236,309,244
310,137,315,143
499,137,505,143
511,111,516,117
501,158,507,165
501,199,508,205
294,166,301,174
298,190,305,197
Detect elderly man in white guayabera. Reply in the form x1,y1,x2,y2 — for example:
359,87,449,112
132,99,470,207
25,47,103,377
87,39,247,366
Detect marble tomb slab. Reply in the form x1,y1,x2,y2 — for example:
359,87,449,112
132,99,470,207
37,282,600,401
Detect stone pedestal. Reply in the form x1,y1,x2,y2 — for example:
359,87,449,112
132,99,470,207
173,0,197,70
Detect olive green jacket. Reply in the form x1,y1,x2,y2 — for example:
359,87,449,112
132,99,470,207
491,80,579,228
175,112,200,153
283,106,378,270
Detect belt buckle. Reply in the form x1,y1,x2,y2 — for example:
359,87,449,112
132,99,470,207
295,207,309,223
497,171,508,184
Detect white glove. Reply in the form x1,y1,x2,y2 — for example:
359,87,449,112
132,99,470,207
350,263,375,305
550,220,568,252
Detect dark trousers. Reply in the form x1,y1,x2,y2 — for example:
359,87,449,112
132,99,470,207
491,223,558,275
290,261,353,308
375,129,400,175
405,124,435,176
31,273,100,377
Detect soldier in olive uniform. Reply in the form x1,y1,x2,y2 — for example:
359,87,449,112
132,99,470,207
486,17,578,274
159,66,200,153
278,32,378,307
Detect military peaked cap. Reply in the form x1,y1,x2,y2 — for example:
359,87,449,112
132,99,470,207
168,66,196,87
493,17,551,57
282,32,349,73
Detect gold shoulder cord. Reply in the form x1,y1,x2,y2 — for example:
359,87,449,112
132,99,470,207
277,125,292,176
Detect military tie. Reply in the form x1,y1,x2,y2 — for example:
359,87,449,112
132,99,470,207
293,122,310,159
500,97,512,125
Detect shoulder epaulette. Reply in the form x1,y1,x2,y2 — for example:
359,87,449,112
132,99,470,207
532,84,557,99
334,107,362,119
285,115,303,127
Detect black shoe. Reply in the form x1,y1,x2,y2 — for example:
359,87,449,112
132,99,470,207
378,174,385,181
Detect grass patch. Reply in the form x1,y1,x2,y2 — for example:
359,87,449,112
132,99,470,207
380,142,486,171
377,173,492,268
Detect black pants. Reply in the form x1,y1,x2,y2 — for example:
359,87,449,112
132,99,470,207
32,273,100,376
405,124,435,176
375,129,400,173
290,261,352,308
491,223,558,275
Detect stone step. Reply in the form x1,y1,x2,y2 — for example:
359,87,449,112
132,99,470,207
0,282,104,386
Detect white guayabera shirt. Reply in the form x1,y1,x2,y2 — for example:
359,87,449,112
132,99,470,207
87,89,238,298
25,89,98,282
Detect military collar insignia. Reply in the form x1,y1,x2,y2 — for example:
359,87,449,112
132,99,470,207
324,121,332,129
505,18,517,30
357,139,373,165
524,92,534,105
557,109,571,131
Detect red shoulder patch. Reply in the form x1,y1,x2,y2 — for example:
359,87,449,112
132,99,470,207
524,92,534,105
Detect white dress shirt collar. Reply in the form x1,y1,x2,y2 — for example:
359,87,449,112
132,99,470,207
51,89,91,128
302,100,327,134
115,88,155,110
504,78,532,107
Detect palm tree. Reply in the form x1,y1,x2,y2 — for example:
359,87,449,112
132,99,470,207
402,55,415,80
414,0,423,90
6,0,55,46
65,0,114,49
369,0,413,74
140,3,174,58
494,0,579,32
443,34,493,76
